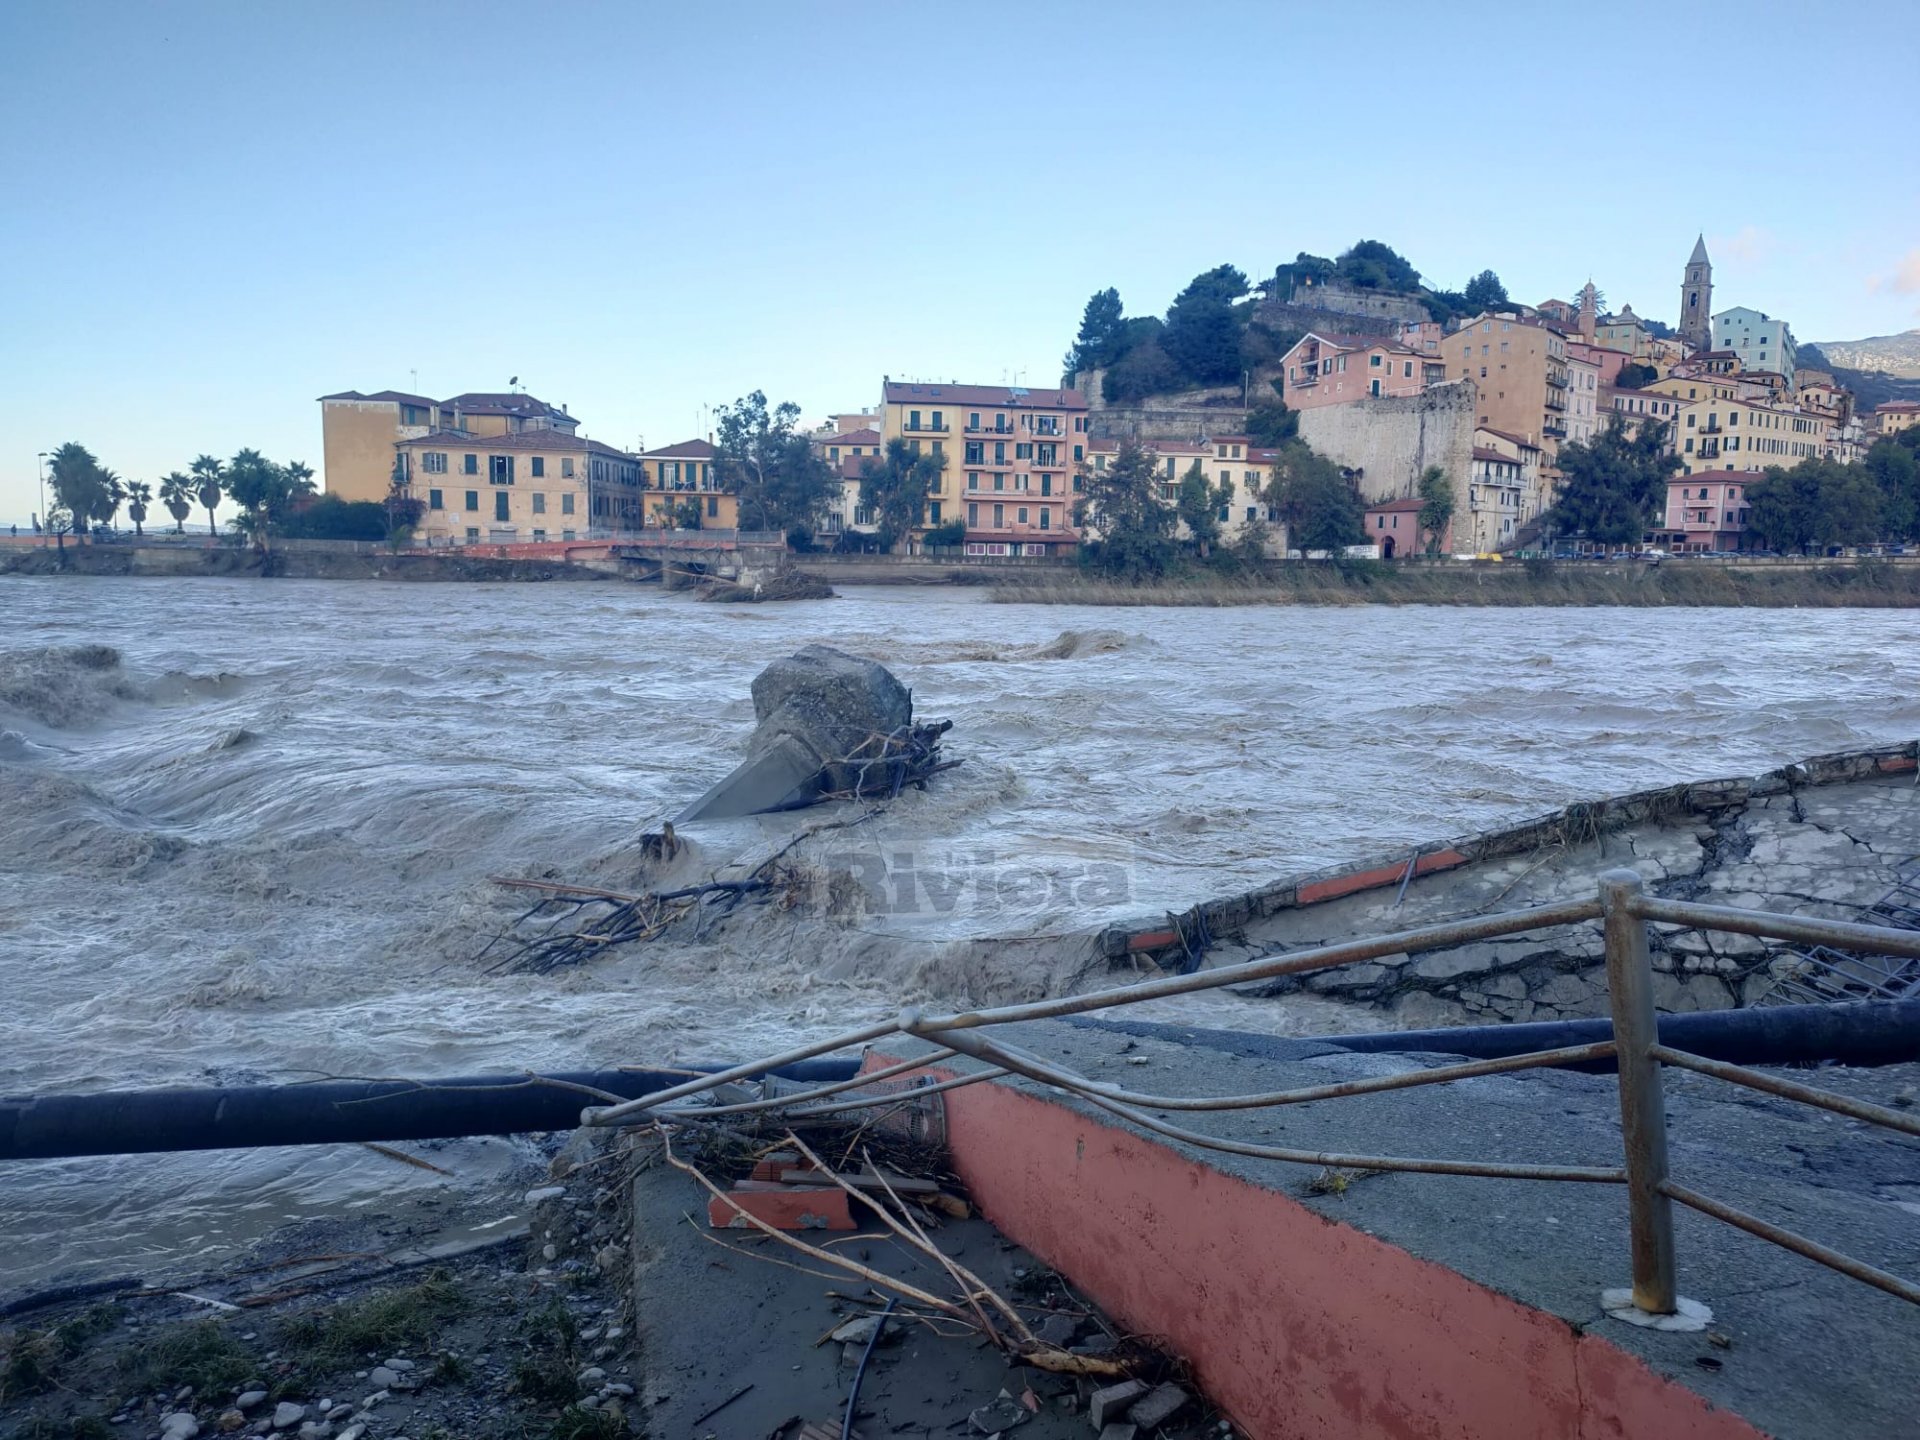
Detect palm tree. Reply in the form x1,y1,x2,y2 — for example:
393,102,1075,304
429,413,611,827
46,442,107,534
96,469,125,533
124,480,152,538
190,454,224,541
160,472,194,533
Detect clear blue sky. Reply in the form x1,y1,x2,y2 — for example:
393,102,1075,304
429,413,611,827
3,0,1916,525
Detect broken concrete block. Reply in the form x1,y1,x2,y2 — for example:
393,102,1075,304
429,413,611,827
830,1315,884,1346
970,1397,1030,1434
707,1185,854,1231
1097,1427,1138,1440
1089,1380,1148,1429
1127,1383,1189,1429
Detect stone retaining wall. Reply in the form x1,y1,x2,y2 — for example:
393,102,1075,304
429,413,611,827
1105,742,1920,1026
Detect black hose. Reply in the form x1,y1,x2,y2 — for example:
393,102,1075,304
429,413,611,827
0,1060,861,1162
844,1296,896,1440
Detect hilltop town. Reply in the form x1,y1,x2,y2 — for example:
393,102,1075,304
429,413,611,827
24,237,1920,573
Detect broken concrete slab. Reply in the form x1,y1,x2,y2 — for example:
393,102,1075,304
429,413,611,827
1088,1381,1148,1429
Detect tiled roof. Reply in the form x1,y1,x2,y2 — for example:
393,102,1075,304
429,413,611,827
1367,497,1427,513
881,381,1088,411
395,428,624,456
1086,437,1208,455
1473,447,1522,466
1477,427,1542,451
319,389,437,406
1669,470,1754,484
1876,401,1920,414
444,391,575,421
817,428,882,448
641,439,718,459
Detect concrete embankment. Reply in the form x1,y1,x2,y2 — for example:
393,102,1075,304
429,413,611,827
0,543,614,583
995,557,1920,606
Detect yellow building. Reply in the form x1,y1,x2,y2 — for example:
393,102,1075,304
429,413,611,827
1673,397,1831,477
1875,402,1920,437
319,389,579,502
638,440,739,529
395,429,640,545
877,381,1089,554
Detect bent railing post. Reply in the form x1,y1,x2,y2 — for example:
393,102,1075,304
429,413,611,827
1601,868,1678,1314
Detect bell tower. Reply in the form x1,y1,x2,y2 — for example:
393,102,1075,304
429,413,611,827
1679,234,1712,352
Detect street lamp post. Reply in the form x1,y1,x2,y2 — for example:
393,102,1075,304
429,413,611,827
36,451,48,539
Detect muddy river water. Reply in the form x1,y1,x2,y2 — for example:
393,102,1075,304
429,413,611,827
2,576,1916,1288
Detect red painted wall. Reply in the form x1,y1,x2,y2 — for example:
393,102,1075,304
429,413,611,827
875,1054,1763,1440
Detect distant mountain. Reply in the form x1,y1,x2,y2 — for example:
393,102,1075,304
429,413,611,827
1808,329,1920,378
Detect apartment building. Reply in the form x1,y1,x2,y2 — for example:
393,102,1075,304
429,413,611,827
1711,307,1798,388
1875,402,1920,438
395,429,640,544
1593,306,1654,358
1465,446,1528,552
1674,396,1830,477
638,440,738,529
1280,333,1438,409
1439,314,1577,464
1475,427,1547,525
319,388,579,502
877,381,1088,554
1084,436,1285,552
1658,471,1752,552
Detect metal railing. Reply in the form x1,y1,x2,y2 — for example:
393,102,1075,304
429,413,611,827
580,869,1920,1320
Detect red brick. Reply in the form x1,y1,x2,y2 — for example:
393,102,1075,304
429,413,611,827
1877,755,1917,774
749,1150,803,1181
1126,928,1180,953
708,1185,854,1231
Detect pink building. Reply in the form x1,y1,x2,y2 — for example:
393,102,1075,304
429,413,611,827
1281,332,1435,409
1659,470,1752,552
1365,496,1436,558
1568,340,1628,391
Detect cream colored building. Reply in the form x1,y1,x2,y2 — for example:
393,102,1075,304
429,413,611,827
395,429,640,544
1875,402,1920,437
877,380,1089,554
1082,436,1286,553
320,389,579,502
1673,396,1831,477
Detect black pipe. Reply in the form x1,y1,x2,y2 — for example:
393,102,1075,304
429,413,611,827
0,1061,859,1162
1075,999,1920,1073
1317,999,1920,1070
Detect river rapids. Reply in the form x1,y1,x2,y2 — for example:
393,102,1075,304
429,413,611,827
2,576,1916,1289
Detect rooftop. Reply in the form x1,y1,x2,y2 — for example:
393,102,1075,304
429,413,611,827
881,381,1088,411
641,439,719,460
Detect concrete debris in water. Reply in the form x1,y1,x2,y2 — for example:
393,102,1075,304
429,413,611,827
678,644,952,823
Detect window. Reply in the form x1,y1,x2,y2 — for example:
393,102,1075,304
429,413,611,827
993,473,1005,491
929,501,942,524
707,496,718,518
494,492,510,522
1073,444,1083,462
463,454,478,474
464,490,479,511
531,457,544,477
428,488,443,510
562,458,574,477
931,411,944,432
1017,507,1028,524
489,455,513,484
969,412,980,430
532,493,546,514
1039,509,1050,530
1370,353,1382,368
1040,476,1052,496
466,527,479,540
1016,443,1032,460
965,442,984,464
968,502,979,526
909,410,921,431
561,493,575,515
993,503,1004,527
422,452,448,474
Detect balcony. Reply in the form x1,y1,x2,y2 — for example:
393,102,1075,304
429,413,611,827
1544,394,1567,413
965,422,1014,435
1543,422,1568,439
903,421,950,434
1546,373,1570,389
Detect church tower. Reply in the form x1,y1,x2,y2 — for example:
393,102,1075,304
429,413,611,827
1679,234,1712,351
